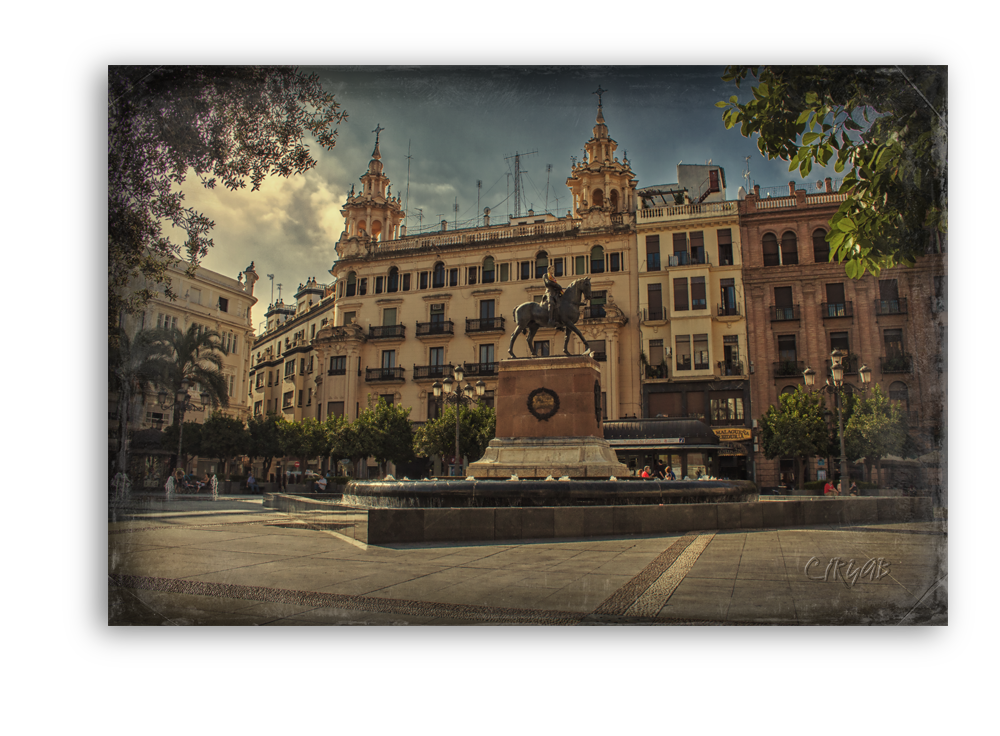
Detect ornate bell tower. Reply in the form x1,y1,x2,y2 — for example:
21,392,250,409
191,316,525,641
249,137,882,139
565,87,637,229
336,124,405,258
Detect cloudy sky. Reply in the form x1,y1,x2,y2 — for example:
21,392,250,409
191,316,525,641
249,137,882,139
190,65,838,331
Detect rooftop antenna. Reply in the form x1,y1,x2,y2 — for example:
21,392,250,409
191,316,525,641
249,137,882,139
453,198,459,229
415,207,424,231
743,155,752,191
504,150,537,218
404,139,413,229
506,172,511,220
276,283,283,302
267,273,275,304
554,194,561,215
545,163,552,213
477,180,482,227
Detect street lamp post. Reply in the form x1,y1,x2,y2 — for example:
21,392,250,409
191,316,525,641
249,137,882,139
432,365,486,476
159,377,209,480
803,350,871,491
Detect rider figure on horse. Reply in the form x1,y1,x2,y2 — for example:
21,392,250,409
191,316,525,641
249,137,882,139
542,266,564,327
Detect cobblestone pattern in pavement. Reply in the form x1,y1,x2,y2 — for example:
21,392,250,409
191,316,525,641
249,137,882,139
109,574,584,625
625,533,716,618
590,532,699,617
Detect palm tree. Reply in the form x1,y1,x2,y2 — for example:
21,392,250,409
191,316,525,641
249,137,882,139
109,326,171,499
145,324,231,470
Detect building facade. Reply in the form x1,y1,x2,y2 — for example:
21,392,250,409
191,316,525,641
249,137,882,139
110,259,259,486
738,181,946,488
634,164,752,479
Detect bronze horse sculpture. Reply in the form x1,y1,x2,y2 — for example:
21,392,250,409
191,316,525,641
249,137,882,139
507,277,593,358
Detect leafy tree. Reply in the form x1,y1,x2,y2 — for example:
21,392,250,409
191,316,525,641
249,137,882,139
414,403,496,464
355,396,415,478
108,65,346,337
759,387,833,490
247,412,283,481
200,412,249,477
277,417,331,482
843,385,908,485
717,65,946,278
162,421,203,472
324,414,357,475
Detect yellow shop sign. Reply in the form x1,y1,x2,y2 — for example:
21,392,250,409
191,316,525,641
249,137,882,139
713,427,751,441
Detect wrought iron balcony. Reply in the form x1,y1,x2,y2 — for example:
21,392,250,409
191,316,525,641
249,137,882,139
583,305,607,319
412,364,453,381
644,364,668,379
773,360,804,377
822,301,854,319
770,305,800,321
465,316,506,333
718,360,744,376
642,307,667,322
415,320,454,337
368,325,406,340
875,298,908,316
717,302,740,317
880,354,913,374
365,367,405,382
462,362,498,377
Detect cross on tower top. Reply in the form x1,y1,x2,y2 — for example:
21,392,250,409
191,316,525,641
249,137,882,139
593,86,606,106
372,123,384,142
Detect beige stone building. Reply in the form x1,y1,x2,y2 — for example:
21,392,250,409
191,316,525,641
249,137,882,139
633,164,752,478
110,259,259,486
249,100,647,477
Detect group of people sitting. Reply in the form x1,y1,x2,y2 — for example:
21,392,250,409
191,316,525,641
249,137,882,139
172,469,215,493
639,463,677,480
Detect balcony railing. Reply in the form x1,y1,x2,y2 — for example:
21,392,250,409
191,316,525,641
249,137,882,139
369,325,406,340
822,301,854,319
826,354,858,376
327,365,347,376
773,360,804,377
880,354,913,374
770,305,800,321
583,305,607,320
875,298,908,316
462,362,498,377
412,364,453,380
717,302,740,317
416,320,454,337
465,316,506,333
718,360,744,376
365,367,405,382
644,364,668,379
642,307,667,322
667,252,710,267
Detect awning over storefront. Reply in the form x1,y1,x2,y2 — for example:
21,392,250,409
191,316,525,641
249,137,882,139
604,418,722,452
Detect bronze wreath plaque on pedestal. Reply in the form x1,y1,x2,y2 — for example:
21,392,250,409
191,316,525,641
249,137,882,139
527,387,559,421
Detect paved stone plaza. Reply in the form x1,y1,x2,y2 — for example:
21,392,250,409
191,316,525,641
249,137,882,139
108,497,947,625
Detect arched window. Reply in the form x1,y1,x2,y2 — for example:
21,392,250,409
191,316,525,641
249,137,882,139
780,385,797,396
432,261,445,289
388,266,399,293
535,251,549,279
889,381,910,414
780,231,799,265
590,245,605,274
357,220,367,235
762,233,780,266
482,256,495,284
371,221,382,242
346,271,357,297
812,229,830,263
593,189,605,207
610,190,619,212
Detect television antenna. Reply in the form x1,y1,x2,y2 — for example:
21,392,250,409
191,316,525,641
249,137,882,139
453,198,459,229
504,149,537,218
477,180,482,227
267,273,275,304
404,140,413,228
545,163,552,213
276,283,283,302
743,155,752,191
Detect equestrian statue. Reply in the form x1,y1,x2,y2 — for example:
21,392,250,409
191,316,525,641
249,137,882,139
507,267,593,358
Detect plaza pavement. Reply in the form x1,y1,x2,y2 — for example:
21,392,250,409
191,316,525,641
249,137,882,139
108,496,947,625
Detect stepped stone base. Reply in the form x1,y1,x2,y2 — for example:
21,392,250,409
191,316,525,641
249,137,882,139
468,436,629,480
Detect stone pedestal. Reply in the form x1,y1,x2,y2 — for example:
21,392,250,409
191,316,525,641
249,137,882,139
469,355,628,479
